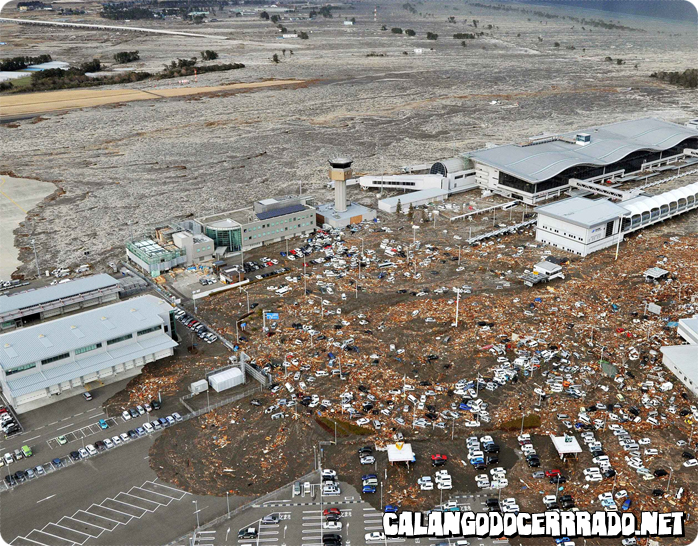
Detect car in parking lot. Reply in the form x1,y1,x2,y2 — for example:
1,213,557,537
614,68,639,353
52,457,63,468
122,411,132,420
70,451,81,461
365,532,386,542
360,455,375,465
78,448,89,458
362,485,377,494
98,419,109,429
57,435,68,445
86,444,98,456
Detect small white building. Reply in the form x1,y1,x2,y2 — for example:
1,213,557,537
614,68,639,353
535,197,627,256
549,433,582,460
386,442,414,466
378,188,449,214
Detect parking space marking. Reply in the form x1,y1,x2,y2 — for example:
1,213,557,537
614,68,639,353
25,531,74,546
71,510,120,532
12,480,191,546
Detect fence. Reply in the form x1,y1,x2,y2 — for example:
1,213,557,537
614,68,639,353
179,385,260,418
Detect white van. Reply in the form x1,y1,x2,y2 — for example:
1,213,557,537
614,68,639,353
276,286,291,295
285,382,295,394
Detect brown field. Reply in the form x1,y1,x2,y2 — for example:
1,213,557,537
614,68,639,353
0,79,304,118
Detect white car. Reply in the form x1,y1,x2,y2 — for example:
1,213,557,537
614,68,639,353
322,469,337,479
437,481,453,490
323,521,342,531
366,532,386,542
111,435,122,446
103,438,114,449
122,411,131,421
683,459,698,468
356,418,370,426
120,432,130,442
360,456,376,465
85,444,97,456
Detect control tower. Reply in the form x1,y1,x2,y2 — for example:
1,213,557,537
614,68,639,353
329,157,353,213
315,157,377,229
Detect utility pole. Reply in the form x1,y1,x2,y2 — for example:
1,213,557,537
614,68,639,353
455,289,460,328
457,245,462,265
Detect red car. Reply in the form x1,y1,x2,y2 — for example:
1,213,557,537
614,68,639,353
323,508,341,517
431,454,448,465
545,470,561,478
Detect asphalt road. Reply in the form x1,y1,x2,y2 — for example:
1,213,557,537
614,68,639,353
0,435,234,546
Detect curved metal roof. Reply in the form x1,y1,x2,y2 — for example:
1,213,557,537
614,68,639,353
468,118,698,184
621,181,698,217
431,157,468,174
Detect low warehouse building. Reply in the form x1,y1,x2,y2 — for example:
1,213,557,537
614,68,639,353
0,274,121,331
208,366,245,392
0,294,177,413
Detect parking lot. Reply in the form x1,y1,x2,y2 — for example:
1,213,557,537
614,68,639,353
198,477,508,546
45,417,119,450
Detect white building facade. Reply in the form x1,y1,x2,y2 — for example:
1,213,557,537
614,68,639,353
0,295,177,413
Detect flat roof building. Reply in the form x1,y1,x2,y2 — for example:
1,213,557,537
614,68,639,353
0,294,177,413
378,188,449,214
196,195,316,255
0,274,121,331
535,180,698,256
464,118,698,204
126,238,187,277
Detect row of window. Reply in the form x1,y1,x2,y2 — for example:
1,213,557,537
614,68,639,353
540,225,585,242
42,352,70,365
244,214,313,234
75,342,103,355
6,329,161,378
107,333,133,345
246,223,312,241
372,180,416,187
6,362,36,376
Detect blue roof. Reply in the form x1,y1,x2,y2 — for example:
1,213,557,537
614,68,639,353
256,204,307,220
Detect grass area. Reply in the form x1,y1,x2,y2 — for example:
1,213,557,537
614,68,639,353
9,76,32,90
498,413,541,431
316,416,374,437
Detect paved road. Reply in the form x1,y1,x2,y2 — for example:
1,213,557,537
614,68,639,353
198,479,509,546
0,435,235,546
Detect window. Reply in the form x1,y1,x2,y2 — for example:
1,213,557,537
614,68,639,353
41,352,70,365
137,325,161,336
107,333,133,346
6,363,36,376
75,343,102,355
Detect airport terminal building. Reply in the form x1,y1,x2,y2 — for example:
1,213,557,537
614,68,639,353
0,295,177,413
467,118,698,204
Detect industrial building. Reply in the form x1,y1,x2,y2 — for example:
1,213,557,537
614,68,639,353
0,274,121,331
0,294,177,413
535,181,698,256
661,316,698,398
195,195,316,255
316,158,377,228
467,118,698,204
126,238,189,277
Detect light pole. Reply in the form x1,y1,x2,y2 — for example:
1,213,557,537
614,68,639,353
667,466,674,493
380,481,383,510
457,245,462,265
192,500,200,529
454,289,460,328
31,238,40,277
412,225,419,244
226,491,230,517
243,288,250,313
193,290,200,314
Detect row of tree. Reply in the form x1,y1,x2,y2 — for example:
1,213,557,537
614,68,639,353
0,54,52,71
650,69,698,89
389,28,436,39
113,51,140,63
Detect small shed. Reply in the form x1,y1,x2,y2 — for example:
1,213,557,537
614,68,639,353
549,433,582,460
387,442,414,467
643,267,669,282
208,367,244,392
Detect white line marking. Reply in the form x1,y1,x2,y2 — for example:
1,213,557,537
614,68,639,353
56,423,74,431
36,494,56,504
24,435,40,442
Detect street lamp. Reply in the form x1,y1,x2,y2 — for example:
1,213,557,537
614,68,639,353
242,288,250,313
192,500,200,529
30,238,40,277
226,491,230,517
456,245,462,265
412,225,419,244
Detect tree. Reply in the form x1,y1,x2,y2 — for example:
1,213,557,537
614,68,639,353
272,53,280,63
380,25,387,31
407,202,414,219
447,16,455,23
318,6,332,18
604,56,613,62
461,40,466,47
405,28,415,36
298,31,309,39
426,32,438,40
554,41,560,47
351,17,356,24
282,48,287,57
271,14,280,23
616,58,624,65
113,51,140,63
200,50,219,61
260,10,269,20
396,199,402,215
391,27,403,34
